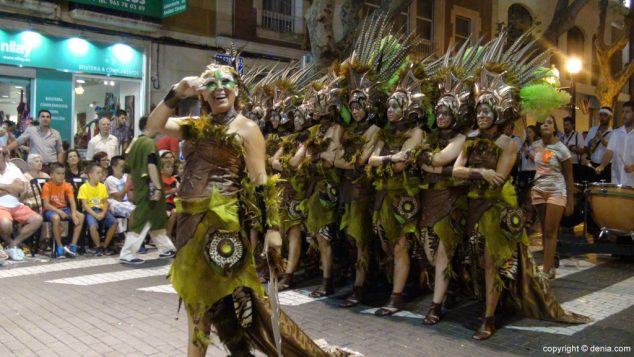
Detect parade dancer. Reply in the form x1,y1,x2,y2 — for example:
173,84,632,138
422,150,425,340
368,64,425,316
451,31,590,340
416,41,483,324
149,62,342,356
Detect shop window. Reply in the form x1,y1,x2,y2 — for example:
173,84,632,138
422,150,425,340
0,76,32,136
451,6,481,50
507,4,533,45
73,76,140,154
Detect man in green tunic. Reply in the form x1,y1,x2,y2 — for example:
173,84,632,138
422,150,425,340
119,116,176,265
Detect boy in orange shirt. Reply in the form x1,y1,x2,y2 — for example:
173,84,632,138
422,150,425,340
42,163,85,258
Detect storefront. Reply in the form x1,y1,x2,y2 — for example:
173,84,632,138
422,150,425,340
0,28,144,152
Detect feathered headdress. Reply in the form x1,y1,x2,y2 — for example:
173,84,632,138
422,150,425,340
474,27,554,125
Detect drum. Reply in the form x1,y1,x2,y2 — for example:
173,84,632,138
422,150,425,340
560,183,585,228
587,182,634,234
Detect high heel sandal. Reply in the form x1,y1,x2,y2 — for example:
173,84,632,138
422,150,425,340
422,302,442,325
472,316,496,340
339,286,364,308
374,293,404,317
309,277,334,298
278,272,294,291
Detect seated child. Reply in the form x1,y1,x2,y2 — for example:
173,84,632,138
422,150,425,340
41,163,85,258
77,164,117,256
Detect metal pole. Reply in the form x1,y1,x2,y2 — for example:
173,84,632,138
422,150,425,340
571,75,576,123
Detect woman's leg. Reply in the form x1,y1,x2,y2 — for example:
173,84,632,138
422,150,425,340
186,308,211,357
473,242,501,339
392,235,410,295
309,232,334,297
422,240,449,324
353,240,369,287
542,203,565,275
285,225,302,274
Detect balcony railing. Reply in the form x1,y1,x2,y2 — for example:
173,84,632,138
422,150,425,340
261,9,296,33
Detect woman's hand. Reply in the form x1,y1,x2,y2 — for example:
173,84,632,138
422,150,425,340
565,197,575,216
481,169,505,186
391,151,410,163
174,76,203,99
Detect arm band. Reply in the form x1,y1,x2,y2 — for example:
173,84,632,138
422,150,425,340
441,166,453,176
418,151,433,166
253,176,281,232
468,171,483,180
255,186,268,231
382,155,392,164
147,153,158,165
163,86,181,109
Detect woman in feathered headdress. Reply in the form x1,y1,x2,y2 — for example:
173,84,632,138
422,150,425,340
366,27,425,316
415,38,483,325
147,58,344,355
451,30,590,340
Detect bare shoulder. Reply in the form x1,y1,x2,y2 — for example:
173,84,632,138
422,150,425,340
496,134,517,151
233,114,263,143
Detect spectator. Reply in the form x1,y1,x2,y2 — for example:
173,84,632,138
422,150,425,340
174,160,184,183
8,109,64,168
92,151,110,181
77,164,117,256
155,133,179,155
64,149,84,184
104,155,135,218
86,116,119,160
159,150,176,174
0,146,43,261
161,160,178,238
41,163,85,258
0,121,16,147
22,154,51,210
585,106,613,181
111,109,132,154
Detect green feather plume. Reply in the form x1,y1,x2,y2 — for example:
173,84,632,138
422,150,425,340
520,83,571,122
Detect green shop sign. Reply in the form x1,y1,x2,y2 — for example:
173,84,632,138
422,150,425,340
70,0,188,18
36,69,73,142
0,29,143,78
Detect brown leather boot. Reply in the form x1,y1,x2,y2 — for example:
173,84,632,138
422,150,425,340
278,272,294,291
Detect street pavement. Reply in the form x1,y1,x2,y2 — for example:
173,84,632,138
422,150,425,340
0,247,633,357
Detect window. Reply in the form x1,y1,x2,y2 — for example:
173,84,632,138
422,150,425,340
454,16,471,48
73,76,141,153
262,0,294,33
451,6,480,50
507,4,533,45
363,1,434,55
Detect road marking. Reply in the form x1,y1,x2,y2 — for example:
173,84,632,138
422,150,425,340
137,283,327,306
506,275,634,335
0,252,162,279
46,265,169,286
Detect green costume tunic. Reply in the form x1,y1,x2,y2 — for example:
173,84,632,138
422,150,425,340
418,132,466,278
169,114,335,356
126,134,168,233
371,125,421,246
276,132,307,235
339,122,375,267
300,122,340,239
462,135,590,324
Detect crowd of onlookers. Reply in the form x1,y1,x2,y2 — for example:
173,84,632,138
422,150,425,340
0,109,183,263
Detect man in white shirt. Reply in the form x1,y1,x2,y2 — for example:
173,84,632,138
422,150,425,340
585,107,613,181
0,147,43,261
86,117,120,160
596,101,634,186
560,116,586,181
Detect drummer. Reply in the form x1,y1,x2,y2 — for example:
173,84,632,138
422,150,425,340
585,106,614,182
559,116,586,181
595,100,634,186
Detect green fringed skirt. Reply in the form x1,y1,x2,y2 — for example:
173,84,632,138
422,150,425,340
301,178,338,237
373,175,421,246
170,191,263,321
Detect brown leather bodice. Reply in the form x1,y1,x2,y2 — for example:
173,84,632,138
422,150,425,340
466,139,499,170
178,137,245,199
